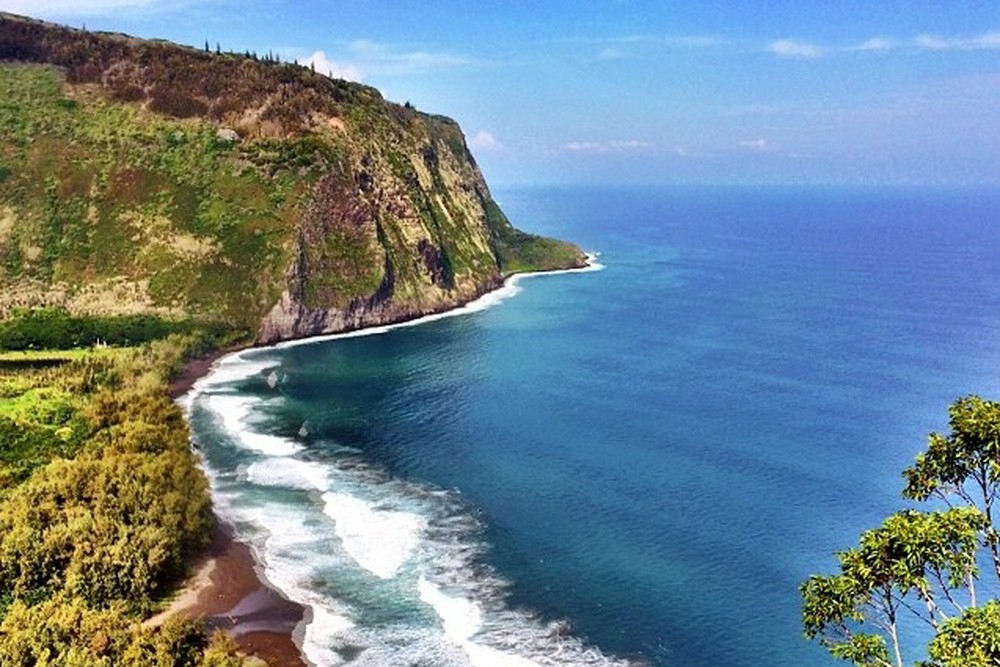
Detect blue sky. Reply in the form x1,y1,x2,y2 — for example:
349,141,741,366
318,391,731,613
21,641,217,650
4,1,1000,186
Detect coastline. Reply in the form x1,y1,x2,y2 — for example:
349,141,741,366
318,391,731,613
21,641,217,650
167,255,601,666
169,352,308,666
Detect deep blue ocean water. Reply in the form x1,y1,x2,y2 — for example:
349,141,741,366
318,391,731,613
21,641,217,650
187,185,1000,667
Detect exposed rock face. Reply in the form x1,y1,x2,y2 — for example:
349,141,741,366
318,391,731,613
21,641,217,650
0,13,587,344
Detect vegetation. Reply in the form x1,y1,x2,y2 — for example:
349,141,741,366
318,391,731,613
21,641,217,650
0,62,297,329
0,307,228,350
802,396,1000,667
0,12,586,665
0,334,254,665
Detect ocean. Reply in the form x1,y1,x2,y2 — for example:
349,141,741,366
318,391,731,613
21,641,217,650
185,185,1000,667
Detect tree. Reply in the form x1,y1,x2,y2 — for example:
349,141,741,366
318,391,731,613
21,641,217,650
803,396,1000,667
902,396,1000,583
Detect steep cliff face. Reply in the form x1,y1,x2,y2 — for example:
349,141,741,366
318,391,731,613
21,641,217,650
0,13,585,344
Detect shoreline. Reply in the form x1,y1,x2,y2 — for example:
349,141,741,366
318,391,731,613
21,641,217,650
150,514,308,666
167,255,601,665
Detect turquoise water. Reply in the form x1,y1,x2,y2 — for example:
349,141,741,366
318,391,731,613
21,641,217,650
187,186,1000,666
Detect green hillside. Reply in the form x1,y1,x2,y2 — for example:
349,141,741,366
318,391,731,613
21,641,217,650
0,12,585,345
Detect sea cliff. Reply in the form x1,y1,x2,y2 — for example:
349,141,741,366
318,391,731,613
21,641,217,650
0,12,585,346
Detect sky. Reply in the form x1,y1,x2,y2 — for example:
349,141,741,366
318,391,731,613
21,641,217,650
3,1,1000,186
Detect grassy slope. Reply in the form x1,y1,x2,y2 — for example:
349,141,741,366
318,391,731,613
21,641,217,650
0,61,583,334
0,64,299,330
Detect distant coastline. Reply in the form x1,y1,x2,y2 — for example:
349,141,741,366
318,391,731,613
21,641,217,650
167,254,602,666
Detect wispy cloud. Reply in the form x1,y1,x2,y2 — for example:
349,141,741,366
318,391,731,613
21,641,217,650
572,34,726,48
303,50,364,83
853,37,895,52
767,39,824,59
596,46,625,61
469,130,503,152
914,31,1000,50
570,33,728,61
739,138,778,152
767,30,1000,59
288,39,481,85
564,139,653,154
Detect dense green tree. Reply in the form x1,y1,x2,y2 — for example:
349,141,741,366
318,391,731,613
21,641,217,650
903,396,1000,582
802,509,986,667
0,335,253,663
803,396,1000,667
0,595,242,666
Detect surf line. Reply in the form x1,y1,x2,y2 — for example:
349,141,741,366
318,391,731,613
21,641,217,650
179,251,605,666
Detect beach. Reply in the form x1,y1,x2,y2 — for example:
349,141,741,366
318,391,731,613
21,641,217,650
167,354,308,667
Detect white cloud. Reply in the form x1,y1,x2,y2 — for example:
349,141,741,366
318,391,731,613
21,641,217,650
346,39,480,76
915,34,952,50
304,50,364,83
854,37,894,51
579,33,727,62
767,31,1000,58
564,140,653,154
661,35,729,48
469,131,502,152
974,31,1000,49
573,34,727,49
293,40,476,84
768,39,824,59
596,46,625,61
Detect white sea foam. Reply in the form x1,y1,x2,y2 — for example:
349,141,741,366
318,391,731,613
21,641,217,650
418,577,483,643
303,605,355,666
205,394,302,457
321,491,426,579
237,432,303,457
204,434,636,666
205,394,256,433
182,251,639,666
418,578,543,667
194,356,276,392
207,483,355,667
245,457,331,491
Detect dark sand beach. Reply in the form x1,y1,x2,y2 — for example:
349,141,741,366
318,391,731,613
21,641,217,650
164,350,308,667
149,508,307,667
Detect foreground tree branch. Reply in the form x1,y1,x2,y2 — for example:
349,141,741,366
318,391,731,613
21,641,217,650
805,396,1000,667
